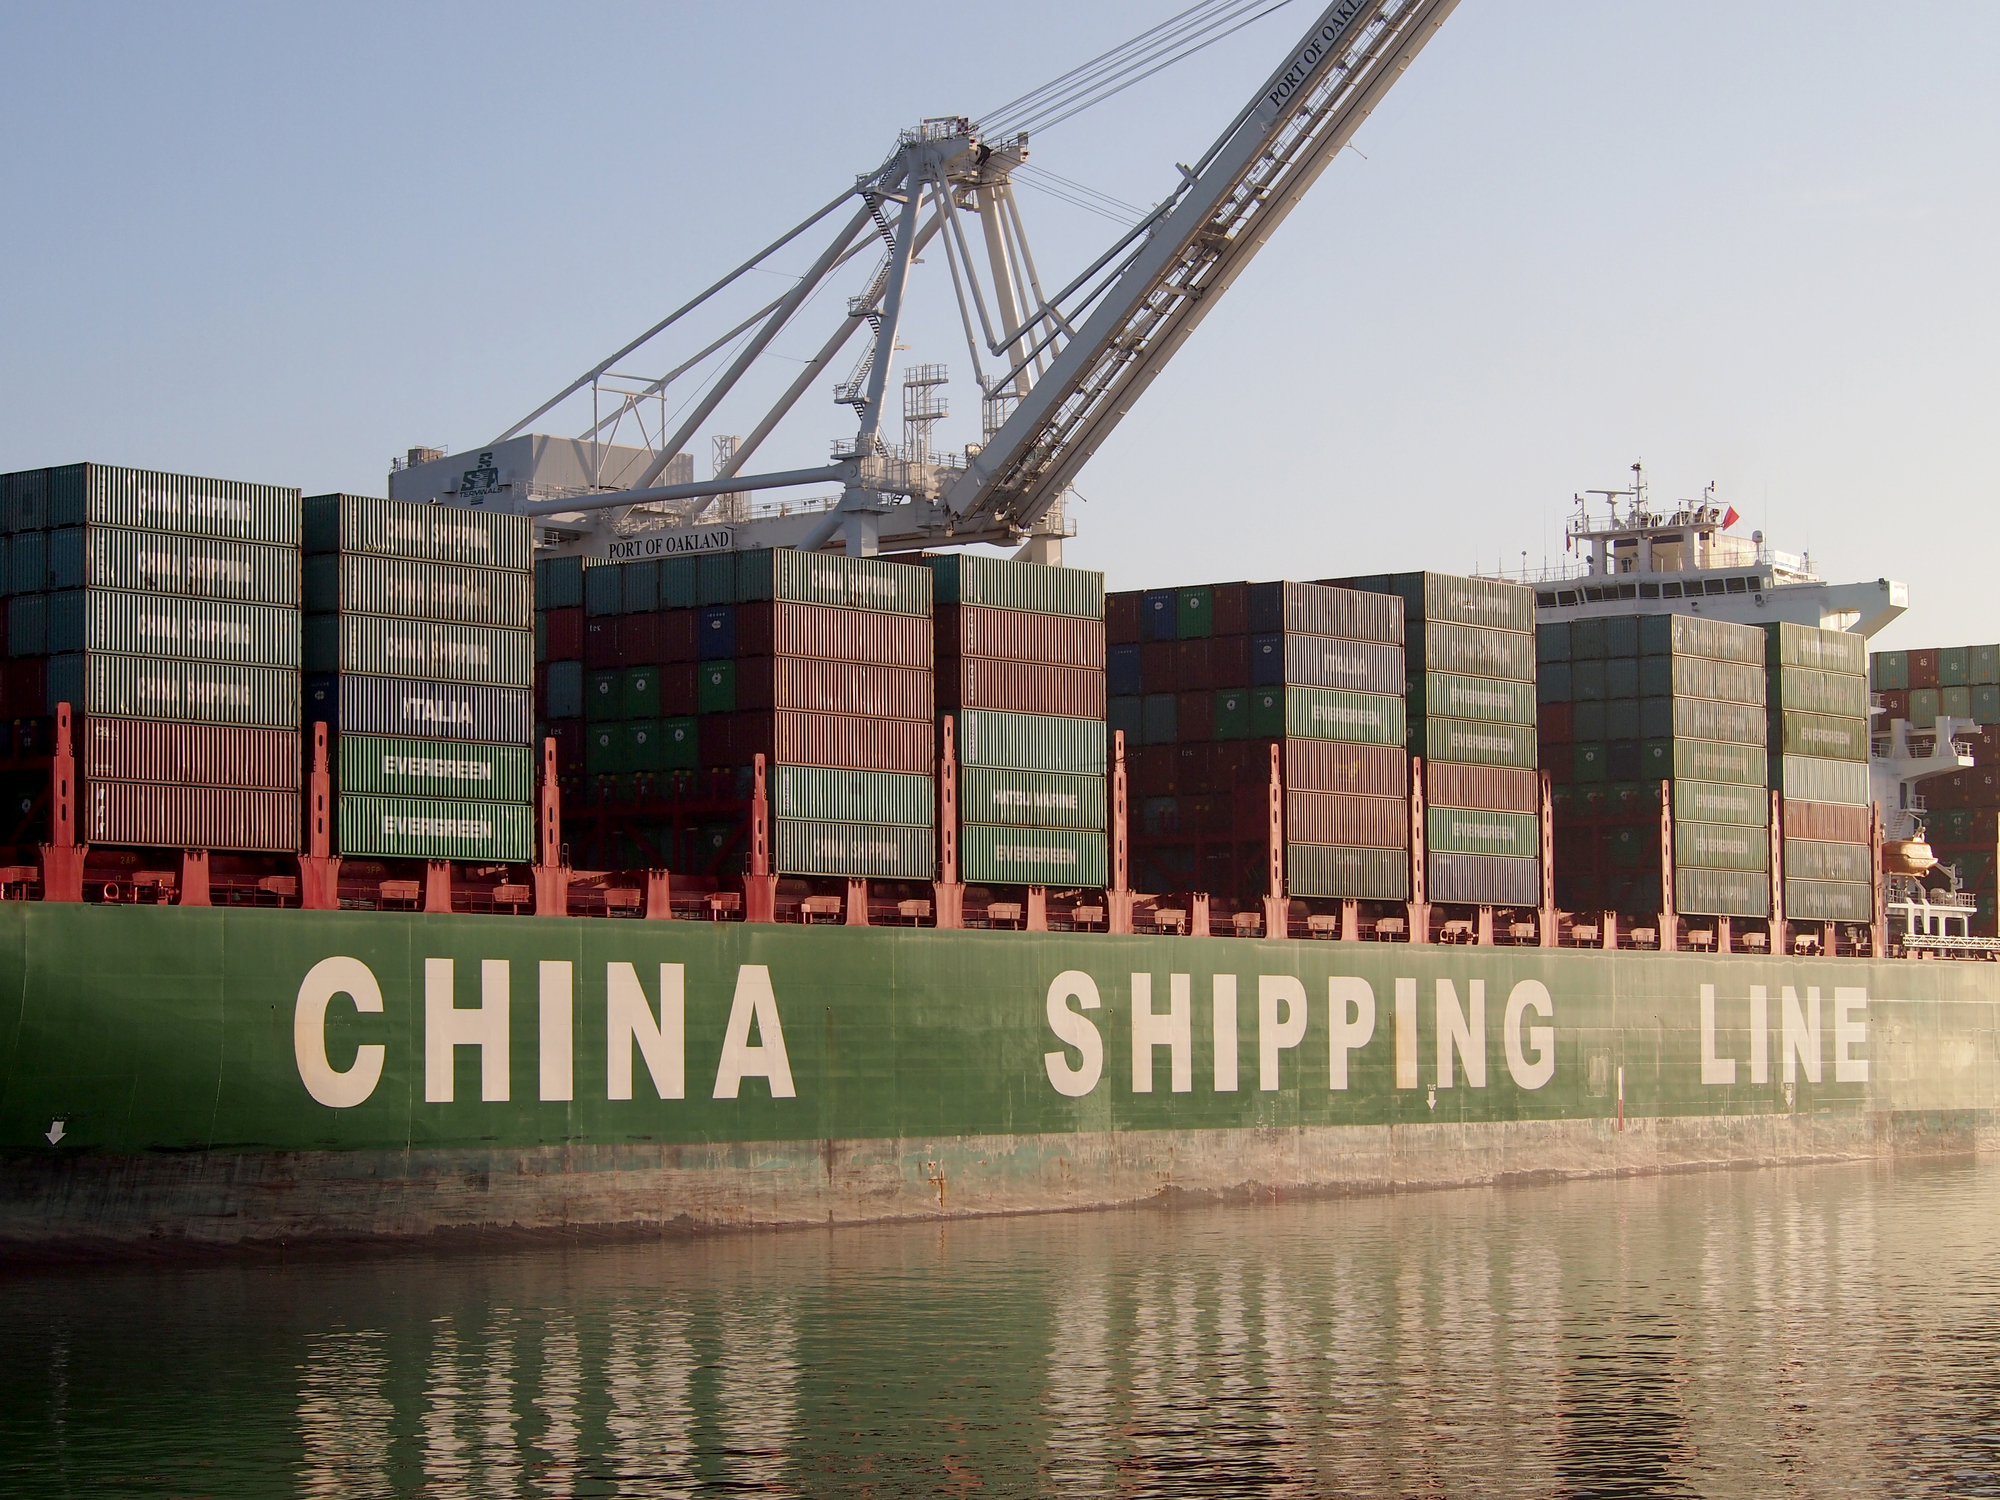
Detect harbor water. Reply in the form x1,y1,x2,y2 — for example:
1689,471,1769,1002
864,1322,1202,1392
4,1156,1998,1496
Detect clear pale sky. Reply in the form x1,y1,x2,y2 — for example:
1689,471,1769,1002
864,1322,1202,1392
3,2,1994,651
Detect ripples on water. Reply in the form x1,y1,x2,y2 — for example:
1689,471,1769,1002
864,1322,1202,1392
3,1158,1998,1497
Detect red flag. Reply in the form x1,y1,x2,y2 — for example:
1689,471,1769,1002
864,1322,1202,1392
1721,506,1740,529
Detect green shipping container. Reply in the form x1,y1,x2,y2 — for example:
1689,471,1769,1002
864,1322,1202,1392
659,716,699,770
1783,838,1871,884
337,794,532,862
1410,672,1537,726
1411,715,1538,770
584,723,621,776
1420,621,1536,683
302,494,531,570
774,765,935,827
620,665,658,720
958,709,1107,775
736,549,931,617
1638,614,1765,666
1675,865,1770,918
1212,688,1250,740
1771,710,1869,761
57,591,299,668
1536,622,1571,663
1942,685,1972,721
584,669,620,721
623,720,662,774
1426,805,1538,858
1771,666,1869,718
309,614,533,688
1974,685,2000,725
539,554,584,610
1938,646,1970,687
1176,586,1214,639
1671,696,1767,748
773,819,936,879
1674,778,1768,827
1772,754,1869,805
960,766,1107,830
1287,842,1409,900
51,463,299,545
1390,572,1535,634
1974,645,2000,687
1767,621,1868,676
1907,688,1939,729
304,554,532,629
697,660,735,714
1572,742,1607,783
920,553,1104,620
45,653,298,729
1870,651,1908,691
1785,877,1873,922
54,527,300,606
337,734,534,802
959,824,1106,887
1675,820,1770,873
1252,686,1405,746
1639,655,1765,705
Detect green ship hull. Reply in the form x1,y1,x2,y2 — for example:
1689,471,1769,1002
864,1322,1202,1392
0,904,1994,1249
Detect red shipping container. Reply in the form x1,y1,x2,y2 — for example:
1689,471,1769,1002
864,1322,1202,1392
1106,593,1141,645
84,780,301,853
1287,790,1408,847
1283,740,1407,798
81,719,301,790
734,658,933,720
1783,799,1872,844
659,664,699,716
710,710,933,774
544,607,584,661
1173,639,1213,691
935,655,1104,718
935,605,1104,669
534,667,548,720
619,612,663,665
1209,634,1251,688
1428,762,1538,815
1140,640,1176,692
1540,701,1574,743
2,659,46,718
1129,743,1181,795
1176,689,1214,742
659,609,699,663
738,601,933,667
1877,688,1909,721
548,719,586,775
1212,582,1250,638
1909,649,1939,689
1916,767,2000,809
584,617,621,668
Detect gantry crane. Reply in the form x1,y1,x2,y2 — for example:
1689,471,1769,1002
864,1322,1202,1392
489,0,1459,558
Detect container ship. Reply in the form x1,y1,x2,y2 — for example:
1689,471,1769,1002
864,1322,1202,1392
3,0,1994,1251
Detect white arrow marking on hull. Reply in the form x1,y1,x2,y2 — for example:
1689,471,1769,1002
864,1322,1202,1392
44,1120,64,1145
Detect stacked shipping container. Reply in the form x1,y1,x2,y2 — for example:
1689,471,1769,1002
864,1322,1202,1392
926,554,1108,888
1108,580,1410,903
0,462,304,850
304,496,535,863
1877,643,2000,933
1871,644,2000,729
1544,614,1771,918
1767,622,1871,923
1329,572,1540,907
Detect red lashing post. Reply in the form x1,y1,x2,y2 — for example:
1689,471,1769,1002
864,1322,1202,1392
645,868,672,919
1868,799,1885,959
38,702,85,902
1538,769,1558,948
1658,777,1677,952
423,860,453,913
299,720,341,910
934,714,963,929
1261,741,1287,939
1108,729,1133,935
533,735,569,917
743,753,776,922
844,877,870,926
178,848,211,907
1407,755,1429,944
1770,788,1785,955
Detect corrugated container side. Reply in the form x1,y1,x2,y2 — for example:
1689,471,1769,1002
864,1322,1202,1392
1421,622,1537,682
959,824,1106,887
1784,799,1872,844
1426,762,1537,813
1674,820,1771,872
73,528,300,605
1286,843,1409,900
1771,710,1869,761
1771,666,1869,717
773,765,935,827
313,615,533,688
756,657,933,720
307,673,535,745
935,604,1107,667
773,818,937,879
935,655,1106,719
960,767,1107,830
337,734,535,802
920,554,1104,619
540,555,584,609
709,711,933,774
1398,572,1536,634
1251,581,1404,643
1284,740,1408,798
1773,754,1869,805
64,465,300,545
1537,622,1572,663
7,593,46,656
307,554,532,628
50,655,298,729
1288,791,1407,847
1672,696,1767,747
4,468,49,533
1410,672,1538,725
1675,865,1771,918
302,494,530,569
337,794,533,862
957,708,1107,774
1783,838,1871,883
81,719,300,790
8,533,46,595
1784,877,1874,921
1250,634,1403,695
1427,805,1538,858
1646,655,1766,705
1427,851,1539,905
1259,687,1405,747
1674,778,1768,827
1639,613,1766,665
1767,621,1868,675
86,781,301,852
1408,715,1539,769
60,591,299,667
735,601,933,667
734,548,932,617
1673,738,1767,786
